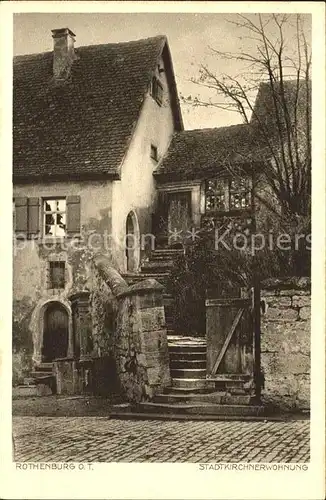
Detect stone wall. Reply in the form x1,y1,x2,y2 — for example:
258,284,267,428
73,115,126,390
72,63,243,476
90,267,116,357
13,179,114,381
260,277,310,412
93,256,171,403
114,281,171,402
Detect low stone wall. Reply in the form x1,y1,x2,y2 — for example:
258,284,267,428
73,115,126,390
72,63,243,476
260,277,310,412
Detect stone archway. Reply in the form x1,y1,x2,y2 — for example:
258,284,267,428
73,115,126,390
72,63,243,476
31,298,73,364
125,211,140,272
42,302,69,362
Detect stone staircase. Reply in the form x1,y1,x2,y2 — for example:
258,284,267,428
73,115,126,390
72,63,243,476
137,336,265,417
30,362,55,385
125,249,265,418
14,362,55,397
124,247,184,332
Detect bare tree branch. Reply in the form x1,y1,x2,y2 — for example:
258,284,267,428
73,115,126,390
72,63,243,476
185,13,311,217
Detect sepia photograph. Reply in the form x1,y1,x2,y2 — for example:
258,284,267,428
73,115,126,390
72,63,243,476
1,2,325,499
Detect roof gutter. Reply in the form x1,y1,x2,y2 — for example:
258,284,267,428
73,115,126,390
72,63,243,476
13,171,121,184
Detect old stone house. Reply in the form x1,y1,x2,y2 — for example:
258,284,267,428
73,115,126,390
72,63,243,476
13,29,310,411
13,28,183,382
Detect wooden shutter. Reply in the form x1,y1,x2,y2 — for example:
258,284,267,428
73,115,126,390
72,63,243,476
14,197,28,234
66,195,81,235
28,197,40,237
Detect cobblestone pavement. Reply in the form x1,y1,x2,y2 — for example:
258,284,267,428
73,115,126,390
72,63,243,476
13,417,310,463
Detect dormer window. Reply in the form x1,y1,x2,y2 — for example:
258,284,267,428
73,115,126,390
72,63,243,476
150,144,158,162
151,76,163,106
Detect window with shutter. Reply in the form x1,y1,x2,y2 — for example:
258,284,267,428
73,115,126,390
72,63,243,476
14,197,28,236
66,195,81,235
28,197,40,237
43,198,66,237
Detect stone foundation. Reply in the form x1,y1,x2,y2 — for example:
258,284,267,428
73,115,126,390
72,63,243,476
261,277,310,412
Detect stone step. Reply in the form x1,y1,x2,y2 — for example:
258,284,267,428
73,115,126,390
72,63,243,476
23,377,37,385
170,368,207,379
151,249,184,257
154,391,255,405
168,336,206,345
208,374,251,381
169,345,207,354
12,385,39,397
170,359,206,369
169,351,206,361
163,297,175,307
213,382,247,394
155,391,225,404
141,259,174,270
164,386,215,395
12,384,53,397
137,402,265,417
148,255,177,262
208,375,252,394
171,377,215,391
30,371,55,381
34,363,53,372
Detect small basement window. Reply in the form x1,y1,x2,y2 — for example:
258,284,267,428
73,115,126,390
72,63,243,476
150,144,158,161
49,261,66,289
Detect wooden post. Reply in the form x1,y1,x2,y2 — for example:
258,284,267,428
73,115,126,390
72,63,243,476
69,291,92,361
253,282,261,402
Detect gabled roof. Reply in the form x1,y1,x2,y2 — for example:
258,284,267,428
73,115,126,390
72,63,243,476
155,78,311,182
154,124,264,181
13,35,183,182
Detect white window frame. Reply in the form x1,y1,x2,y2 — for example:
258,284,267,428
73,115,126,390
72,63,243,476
43,197,67,238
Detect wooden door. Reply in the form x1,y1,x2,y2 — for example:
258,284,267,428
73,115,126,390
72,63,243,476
42,303,69,362
205,287,260,384
167,192,192,245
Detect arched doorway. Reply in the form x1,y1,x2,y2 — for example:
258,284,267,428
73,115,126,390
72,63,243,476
42,302,69,362
125,211,140,272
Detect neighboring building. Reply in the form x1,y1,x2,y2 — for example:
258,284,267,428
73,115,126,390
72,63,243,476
153,79,310,247
153,124,259,246
13,28,182,379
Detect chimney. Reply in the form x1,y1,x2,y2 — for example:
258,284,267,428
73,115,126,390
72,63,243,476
51,28,77,80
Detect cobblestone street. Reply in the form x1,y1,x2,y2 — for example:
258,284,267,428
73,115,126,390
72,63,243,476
13,417,310,463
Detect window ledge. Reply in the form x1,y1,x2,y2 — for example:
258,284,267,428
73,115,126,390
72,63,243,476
39,235,82,243
204,208,253,218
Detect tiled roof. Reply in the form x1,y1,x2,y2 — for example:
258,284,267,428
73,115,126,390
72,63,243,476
155,79,311,181
154,124,264,181
13,36,182,181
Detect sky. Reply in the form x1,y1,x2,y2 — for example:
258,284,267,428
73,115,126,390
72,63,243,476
13,12,311,130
